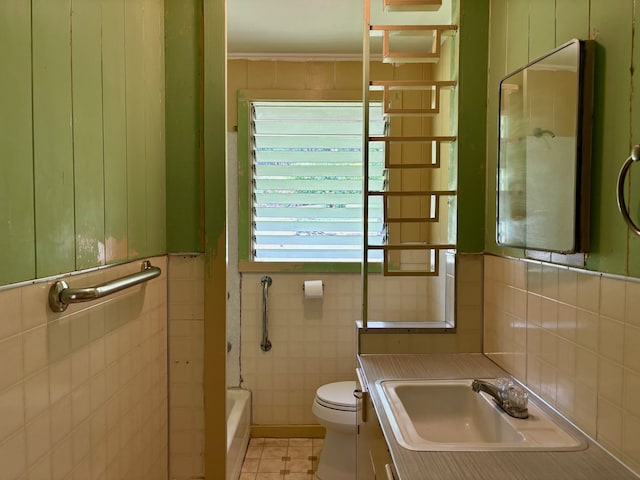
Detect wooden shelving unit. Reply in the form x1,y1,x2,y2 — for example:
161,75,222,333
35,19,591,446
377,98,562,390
362,0,458,287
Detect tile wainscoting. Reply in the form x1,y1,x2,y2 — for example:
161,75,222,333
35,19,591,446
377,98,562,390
0,256,168,480
484,254,640,475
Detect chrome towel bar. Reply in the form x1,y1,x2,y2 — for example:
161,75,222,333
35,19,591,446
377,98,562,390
617,144,640,237
48,260,161,312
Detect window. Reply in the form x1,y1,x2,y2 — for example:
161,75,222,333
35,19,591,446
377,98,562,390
249,101,386,263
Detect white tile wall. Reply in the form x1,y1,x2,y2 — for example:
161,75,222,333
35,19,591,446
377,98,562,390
241,273,360,425
484,255,640,475
0,256,168,480
242,253,484,425
167,255,205,480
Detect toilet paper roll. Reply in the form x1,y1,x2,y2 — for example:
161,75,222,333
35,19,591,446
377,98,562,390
303,280,323,299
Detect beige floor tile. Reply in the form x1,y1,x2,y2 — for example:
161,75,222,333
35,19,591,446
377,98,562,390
242,438,323,480
262,445,288,458
255,473,283,480
287,446,312,460
285,458,312,473
264,438,289,447
246,443,264,459
242,458,260,473
258,457,285,473
311,438,323,456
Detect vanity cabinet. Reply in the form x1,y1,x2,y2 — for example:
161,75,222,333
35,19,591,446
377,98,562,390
355,369,397,480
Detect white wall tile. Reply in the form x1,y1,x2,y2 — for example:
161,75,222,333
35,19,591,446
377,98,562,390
0,288,23,341
24,370,49,422
0,430,27,480
0,384,25,443
0,256,168,480
601,277,626,321
484,256,640,476
0,335,24,391
23,326,48,377
25,410,50,466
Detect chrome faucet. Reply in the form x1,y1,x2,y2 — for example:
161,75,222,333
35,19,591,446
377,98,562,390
471,378,529,419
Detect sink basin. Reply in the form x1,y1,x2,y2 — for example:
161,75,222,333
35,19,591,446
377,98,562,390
375,379,586,452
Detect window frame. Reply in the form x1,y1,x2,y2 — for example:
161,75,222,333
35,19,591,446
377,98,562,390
237,89,383,273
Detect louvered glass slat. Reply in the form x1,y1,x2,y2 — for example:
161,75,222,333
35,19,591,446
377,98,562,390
251,101,386,262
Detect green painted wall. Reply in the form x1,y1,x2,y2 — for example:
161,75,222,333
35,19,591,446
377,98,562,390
484,0,640,277
457,0,489,252
203,0,227,475
0,0,166,286
165,0,204,253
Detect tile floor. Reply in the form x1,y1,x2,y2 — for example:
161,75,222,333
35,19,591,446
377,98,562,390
239,437,323,480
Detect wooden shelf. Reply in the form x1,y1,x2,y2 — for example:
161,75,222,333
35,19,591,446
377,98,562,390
383,0,443,11
370,25,457,63
368,243,455,276
368,135,457,168
370,80,457,115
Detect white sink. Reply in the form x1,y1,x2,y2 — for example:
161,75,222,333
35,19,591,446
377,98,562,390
375,379,586,452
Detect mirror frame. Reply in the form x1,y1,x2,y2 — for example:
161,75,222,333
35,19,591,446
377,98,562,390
496,39,594,253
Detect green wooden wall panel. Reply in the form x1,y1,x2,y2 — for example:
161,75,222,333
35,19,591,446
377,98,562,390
125,0,148,259
165,0,203,253
556,0,590,45
102,0,129,264
72,0,105,269
484,0,508,253
485,0,640,276
586,0,633,274
0,0,35,284
32,0,76,277
203,0,227,474
529,0,555,60
456,0,489,253
144,0,167,256
0,0,167,287
505,0,530,73
627,1,640,277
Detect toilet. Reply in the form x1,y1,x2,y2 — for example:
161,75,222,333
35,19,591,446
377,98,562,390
312,381,357,480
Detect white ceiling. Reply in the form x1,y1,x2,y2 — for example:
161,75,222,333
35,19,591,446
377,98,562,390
227,0,452,58
227,0,363,57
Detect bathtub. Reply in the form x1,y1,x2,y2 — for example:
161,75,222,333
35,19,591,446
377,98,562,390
227,388,251,480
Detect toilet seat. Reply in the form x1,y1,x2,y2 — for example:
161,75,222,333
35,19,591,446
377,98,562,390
315,381,356,412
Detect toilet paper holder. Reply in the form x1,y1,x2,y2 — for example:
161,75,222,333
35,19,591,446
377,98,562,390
302,280,324,298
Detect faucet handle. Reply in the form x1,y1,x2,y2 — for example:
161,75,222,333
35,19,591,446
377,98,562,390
495,377,515,391
507,386,528,411
495,377,528,412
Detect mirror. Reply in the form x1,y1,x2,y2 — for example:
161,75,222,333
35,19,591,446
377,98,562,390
496,39,594,253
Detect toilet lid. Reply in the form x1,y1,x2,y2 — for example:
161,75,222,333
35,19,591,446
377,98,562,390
316,381,357,409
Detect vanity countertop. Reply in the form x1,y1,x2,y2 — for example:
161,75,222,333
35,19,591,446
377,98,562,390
358,353,638,480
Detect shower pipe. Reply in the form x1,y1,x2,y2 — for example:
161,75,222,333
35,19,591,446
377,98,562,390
260,275,273,352
48,260,161,312
617,144,640,237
